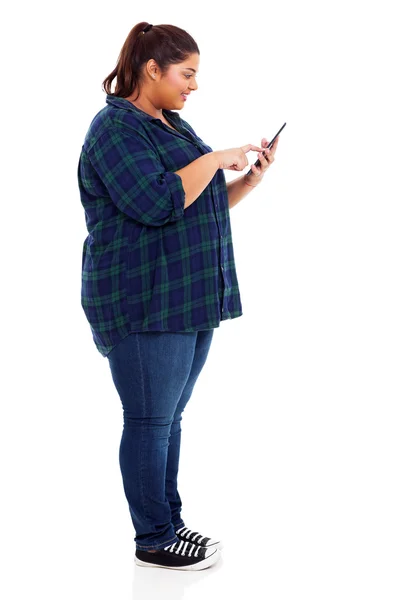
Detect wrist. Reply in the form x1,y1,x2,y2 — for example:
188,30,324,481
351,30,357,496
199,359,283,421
244,174,258,188
213,151,222,170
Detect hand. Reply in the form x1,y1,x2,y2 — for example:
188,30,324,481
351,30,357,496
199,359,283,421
244,135,279,187
215,143,264,171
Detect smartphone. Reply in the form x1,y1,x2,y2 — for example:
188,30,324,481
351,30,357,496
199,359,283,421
246,122,286,176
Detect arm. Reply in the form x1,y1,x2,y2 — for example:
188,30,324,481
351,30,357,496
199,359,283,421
226,174,257,209
88,127,218,226
89,127,221,224
175,152,220,209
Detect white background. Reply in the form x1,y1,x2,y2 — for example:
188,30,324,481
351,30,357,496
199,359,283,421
2,0,400,598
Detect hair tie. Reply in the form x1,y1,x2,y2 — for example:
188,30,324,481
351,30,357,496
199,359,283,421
142,24,153,34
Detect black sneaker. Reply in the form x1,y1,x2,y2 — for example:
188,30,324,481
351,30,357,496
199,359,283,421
175,525,224,550
135,539,220,571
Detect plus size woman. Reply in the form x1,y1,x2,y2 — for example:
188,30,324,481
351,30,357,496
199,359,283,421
77,21,279,572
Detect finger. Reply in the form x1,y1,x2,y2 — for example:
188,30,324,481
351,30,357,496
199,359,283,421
262,140,274,156
270,136,279,152
258,150,270,164
243,144,264,153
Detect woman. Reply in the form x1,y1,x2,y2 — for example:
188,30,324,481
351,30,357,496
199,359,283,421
77,21,278,571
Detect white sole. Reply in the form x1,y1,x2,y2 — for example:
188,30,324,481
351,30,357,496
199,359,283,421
135,548,221,571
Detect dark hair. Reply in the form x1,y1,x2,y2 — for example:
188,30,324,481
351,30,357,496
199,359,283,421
102,22,200,99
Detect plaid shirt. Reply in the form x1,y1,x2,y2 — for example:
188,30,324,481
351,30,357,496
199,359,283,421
77,94,243,357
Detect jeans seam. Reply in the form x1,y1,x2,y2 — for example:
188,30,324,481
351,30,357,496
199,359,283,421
135,333,148,519
136,533,180,551
174,521,185,528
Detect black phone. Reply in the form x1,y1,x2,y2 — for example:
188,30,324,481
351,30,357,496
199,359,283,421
246,122,286,176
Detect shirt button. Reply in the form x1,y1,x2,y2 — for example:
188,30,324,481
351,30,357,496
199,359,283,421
221,266,224,271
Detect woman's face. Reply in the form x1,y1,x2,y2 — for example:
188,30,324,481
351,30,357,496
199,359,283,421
128,53,200,114
157,53,200,109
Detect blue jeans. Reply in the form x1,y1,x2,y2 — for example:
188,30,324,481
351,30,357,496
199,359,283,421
106,330,214,551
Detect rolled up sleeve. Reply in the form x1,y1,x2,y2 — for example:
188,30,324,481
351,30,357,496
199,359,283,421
88,127,186,226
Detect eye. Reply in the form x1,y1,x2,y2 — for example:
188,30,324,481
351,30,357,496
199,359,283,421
184,74,192,79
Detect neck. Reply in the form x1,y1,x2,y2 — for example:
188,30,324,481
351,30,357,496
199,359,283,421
125,94,164,120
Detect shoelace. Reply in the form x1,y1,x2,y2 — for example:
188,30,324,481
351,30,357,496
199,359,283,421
164,539,202,557
175,526,205,545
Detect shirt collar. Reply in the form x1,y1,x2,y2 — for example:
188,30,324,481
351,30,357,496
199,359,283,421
105,94,181,124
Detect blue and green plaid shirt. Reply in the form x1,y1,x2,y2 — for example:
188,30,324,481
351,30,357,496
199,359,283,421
77,94,243,357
